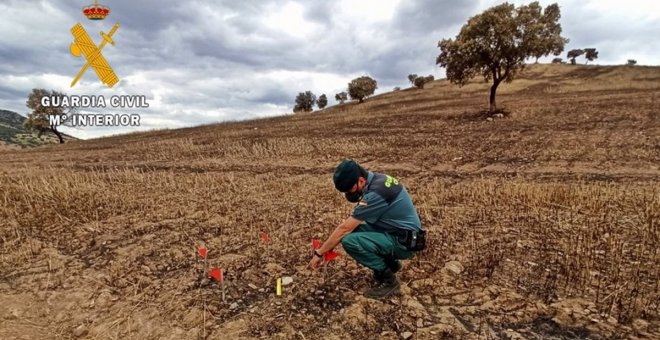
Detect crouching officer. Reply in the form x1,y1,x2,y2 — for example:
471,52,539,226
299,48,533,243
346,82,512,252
309,159,426,299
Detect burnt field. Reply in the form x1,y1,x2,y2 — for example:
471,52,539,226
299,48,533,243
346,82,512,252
1,64,658,339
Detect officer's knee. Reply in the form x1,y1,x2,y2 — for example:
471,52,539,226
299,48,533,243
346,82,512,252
341,234,359,251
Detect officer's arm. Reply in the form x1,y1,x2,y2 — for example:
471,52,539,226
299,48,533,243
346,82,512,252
316,217,362,255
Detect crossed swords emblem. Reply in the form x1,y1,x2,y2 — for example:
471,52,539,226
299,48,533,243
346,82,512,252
69,22,120,87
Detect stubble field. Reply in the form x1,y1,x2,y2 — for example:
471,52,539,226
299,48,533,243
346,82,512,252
0,64,658,339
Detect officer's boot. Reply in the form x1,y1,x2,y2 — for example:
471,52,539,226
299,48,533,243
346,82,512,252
372,269,383,285
365,268,400,300
384,257,402,273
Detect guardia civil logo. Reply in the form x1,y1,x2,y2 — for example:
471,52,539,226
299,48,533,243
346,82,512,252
69,1,120,88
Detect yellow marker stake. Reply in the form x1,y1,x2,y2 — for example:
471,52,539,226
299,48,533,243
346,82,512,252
276,278,282,296
221,269,226,302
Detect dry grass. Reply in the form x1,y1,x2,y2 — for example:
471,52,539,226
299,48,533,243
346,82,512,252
0,141,19,151
0,64,658,339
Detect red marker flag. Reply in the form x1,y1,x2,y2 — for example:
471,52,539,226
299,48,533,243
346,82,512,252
261,233,270,242
209,268,223,282
198,246,207,259
324,250,339,262
312,239,338,262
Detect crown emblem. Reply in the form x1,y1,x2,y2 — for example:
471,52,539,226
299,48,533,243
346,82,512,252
82,1,110,20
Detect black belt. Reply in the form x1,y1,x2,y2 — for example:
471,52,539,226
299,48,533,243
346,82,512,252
390,228,426,251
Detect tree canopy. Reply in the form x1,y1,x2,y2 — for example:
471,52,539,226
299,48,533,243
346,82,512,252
317,94,328,110
567,49,584,65
24,88,76,144
437,1,567,112
407,74,418,86
294,91,316,112
348,76,377,103
584,48,598,64
414,75,435,89
334,92,348,104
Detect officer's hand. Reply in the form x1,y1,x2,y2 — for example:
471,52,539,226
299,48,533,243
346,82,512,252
308,255,323,270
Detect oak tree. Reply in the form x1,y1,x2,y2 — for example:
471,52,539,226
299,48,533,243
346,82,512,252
348,76,377,103
24,88,77,144
437,2,567,112
567,49,584,65
414,75,435,89
317,94,328,110
294,91,316,112
334,92,348,104
584,48,598,64
408,74,418,86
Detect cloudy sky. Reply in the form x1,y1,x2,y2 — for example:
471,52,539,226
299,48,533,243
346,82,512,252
0,0,658,139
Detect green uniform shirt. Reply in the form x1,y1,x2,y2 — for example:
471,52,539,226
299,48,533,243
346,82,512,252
351,171,422,232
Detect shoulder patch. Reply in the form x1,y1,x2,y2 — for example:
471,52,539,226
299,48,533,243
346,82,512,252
368,173,403,204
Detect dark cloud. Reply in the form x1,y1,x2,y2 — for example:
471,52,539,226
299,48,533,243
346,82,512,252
0,85,26,101
303,2,335,26
393,0,479,34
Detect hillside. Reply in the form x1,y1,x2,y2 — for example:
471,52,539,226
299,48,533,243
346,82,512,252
0,109,77,148
0,64,658,339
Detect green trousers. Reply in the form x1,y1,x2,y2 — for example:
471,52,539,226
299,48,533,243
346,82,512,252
341,223,415,271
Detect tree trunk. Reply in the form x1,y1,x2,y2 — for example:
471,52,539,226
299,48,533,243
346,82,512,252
489,80,501,113
51,127,64,144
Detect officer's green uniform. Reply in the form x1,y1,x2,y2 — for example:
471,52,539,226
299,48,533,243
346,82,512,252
341,171,423,271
